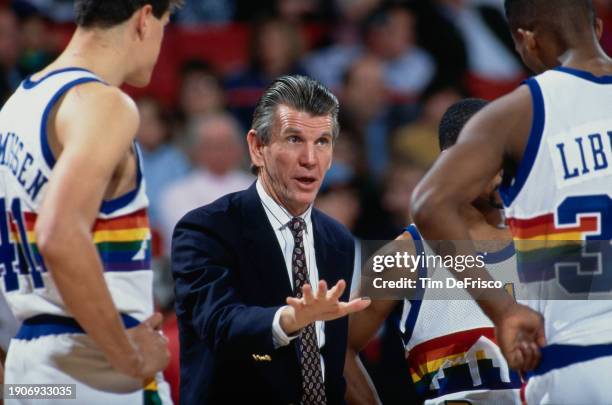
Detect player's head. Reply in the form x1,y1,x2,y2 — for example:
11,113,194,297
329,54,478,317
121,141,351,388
438,98,488,151
74,0,183,86
439,98,503,209
504,0,598,73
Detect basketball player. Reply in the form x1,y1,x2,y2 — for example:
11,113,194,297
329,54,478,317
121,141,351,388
0,1,181,403
345,99,522,405
412,1,612,403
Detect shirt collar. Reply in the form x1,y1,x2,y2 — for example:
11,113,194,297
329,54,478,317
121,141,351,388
256,178,312,231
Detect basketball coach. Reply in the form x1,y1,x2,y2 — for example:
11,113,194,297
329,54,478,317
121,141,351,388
171,75,370,404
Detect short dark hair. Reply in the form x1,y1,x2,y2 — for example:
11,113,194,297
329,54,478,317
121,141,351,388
252,75,340,144
438,98,488,151
74,0,183,28
504,0,595,37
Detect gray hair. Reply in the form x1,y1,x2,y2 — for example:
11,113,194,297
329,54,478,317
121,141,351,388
251,75,340,145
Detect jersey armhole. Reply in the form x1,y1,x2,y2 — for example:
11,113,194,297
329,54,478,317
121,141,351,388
40,77,103,169
99,142,144,215
399,224,426,344
499,78,546,207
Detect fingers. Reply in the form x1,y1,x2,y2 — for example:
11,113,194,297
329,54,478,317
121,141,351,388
341,297,371,315
329,279,346,300
302,284,314,305
518,340,540,372
316,280,328,300
286,296,303,309
508,347,524,370
143,312,163,330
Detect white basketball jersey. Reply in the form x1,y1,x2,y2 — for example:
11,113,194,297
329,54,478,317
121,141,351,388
499,67,612,345
0,67,153,322
399,225,521,405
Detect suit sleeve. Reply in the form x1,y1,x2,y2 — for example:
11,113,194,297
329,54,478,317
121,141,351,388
171,211,280,355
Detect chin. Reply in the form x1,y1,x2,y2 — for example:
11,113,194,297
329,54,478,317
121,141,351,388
295,191,318,206
125,72,153,88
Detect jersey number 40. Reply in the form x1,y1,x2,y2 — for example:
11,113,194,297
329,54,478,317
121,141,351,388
0,197,45,292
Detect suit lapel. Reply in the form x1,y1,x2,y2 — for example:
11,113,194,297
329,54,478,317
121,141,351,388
241,183,293,299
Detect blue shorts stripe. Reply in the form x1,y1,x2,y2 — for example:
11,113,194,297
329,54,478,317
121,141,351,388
15,313,140,340
529,343,612,377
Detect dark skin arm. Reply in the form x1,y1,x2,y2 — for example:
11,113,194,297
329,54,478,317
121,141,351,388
411,85,546,372
345,232,414,404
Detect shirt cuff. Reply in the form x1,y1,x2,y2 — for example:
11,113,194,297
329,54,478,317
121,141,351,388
272,306,300,348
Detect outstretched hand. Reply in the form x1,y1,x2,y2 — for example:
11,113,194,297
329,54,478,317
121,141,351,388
494,302,546,372
280,280,371,335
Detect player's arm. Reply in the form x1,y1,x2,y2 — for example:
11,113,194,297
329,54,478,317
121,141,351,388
345,231,413,405
344,298,395,405
411,85,545,371
34,83,166,378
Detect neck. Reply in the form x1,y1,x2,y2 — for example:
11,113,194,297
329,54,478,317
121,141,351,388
557,39,612,73
49,28,131,86
259,174,308,217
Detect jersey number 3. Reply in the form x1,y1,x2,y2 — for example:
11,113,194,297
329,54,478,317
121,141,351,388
556,194,612,294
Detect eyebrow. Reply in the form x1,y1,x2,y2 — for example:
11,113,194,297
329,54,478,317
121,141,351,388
283,127,333,138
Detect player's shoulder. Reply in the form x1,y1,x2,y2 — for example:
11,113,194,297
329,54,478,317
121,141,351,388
60,82,139,127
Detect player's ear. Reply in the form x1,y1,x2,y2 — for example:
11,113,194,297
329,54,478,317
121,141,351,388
135,4,154,40
595,17,604,41
517,28,537,52
247,129,265,170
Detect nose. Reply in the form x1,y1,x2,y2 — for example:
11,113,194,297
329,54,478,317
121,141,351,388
299,143,317,168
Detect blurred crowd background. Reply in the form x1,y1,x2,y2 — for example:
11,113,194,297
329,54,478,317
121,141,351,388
2,0,612,403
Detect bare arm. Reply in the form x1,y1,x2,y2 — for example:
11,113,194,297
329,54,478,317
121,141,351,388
34,83,166,378
345,231,414,404
344,298,396,405
411,85,545,371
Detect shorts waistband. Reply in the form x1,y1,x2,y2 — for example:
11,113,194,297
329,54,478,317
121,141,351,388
529,343,612,377
15,313,140,340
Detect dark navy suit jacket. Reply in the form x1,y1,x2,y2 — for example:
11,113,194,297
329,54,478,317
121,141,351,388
172,183,355,404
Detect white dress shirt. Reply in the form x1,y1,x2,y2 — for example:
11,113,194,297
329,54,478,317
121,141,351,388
255,180,326,376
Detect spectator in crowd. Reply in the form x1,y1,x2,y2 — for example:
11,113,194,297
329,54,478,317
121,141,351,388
340,55,392,180
173,0,235,25
0,7,21,105
159,113,253,254
380,162,426,233
593,0,612,55
136,97,190,232
414,0,525,98
276,0,323,22
224,17,307,129
12,0,73,22
176,59,225,127
16,12,56,76
316,163,361,231
305,3,434,99
392,81,464,169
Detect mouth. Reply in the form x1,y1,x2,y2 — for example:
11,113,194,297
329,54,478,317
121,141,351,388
294,176,318,188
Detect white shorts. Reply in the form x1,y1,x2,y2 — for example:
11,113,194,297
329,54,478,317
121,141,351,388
524,344,612,405
5,316,172,405
426,388,521,404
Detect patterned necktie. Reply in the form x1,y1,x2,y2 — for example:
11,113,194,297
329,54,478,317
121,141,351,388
289,217,327,405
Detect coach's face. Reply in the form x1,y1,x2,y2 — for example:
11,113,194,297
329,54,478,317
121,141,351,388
248,105,334,216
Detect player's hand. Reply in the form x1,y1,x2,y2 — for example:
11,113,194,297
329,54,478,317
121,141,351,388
494,302,546,372
280,280,371,335
124,313,170,379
